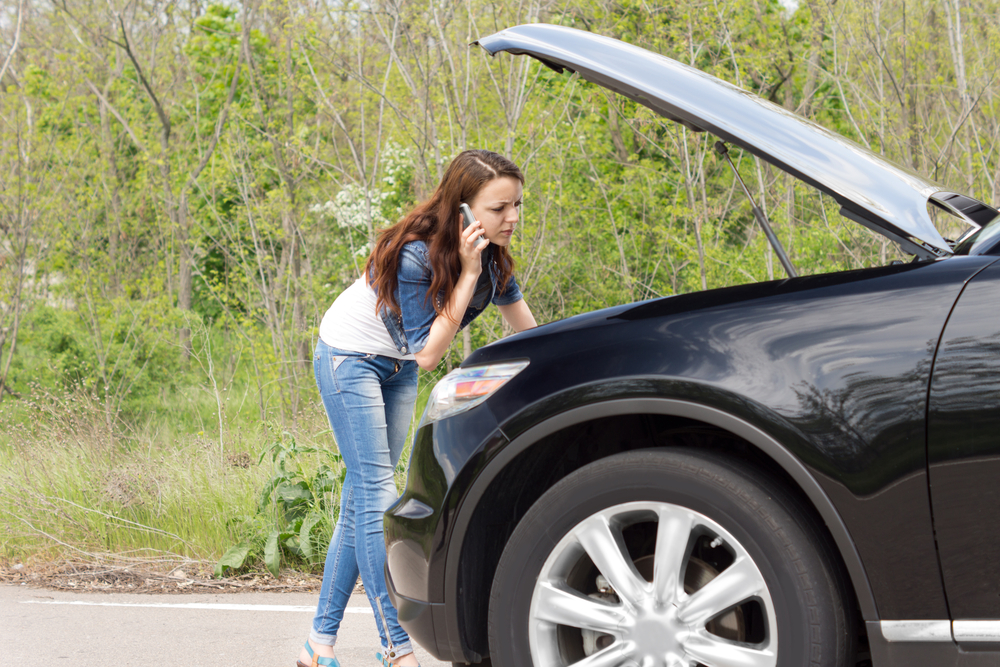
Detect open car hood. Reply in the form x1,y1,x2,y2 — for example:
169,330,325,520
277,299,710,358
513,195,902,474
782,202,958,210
477,24,1000,259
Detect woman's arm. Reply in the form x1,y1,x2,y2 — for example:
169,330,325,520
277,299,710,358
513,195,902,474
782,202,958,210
413,271,477,371
413,221,488,371
498,299,537,332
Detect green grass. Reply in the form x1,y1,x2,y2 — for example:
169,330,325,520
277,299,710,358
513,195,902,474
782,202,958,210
0,365,445,574
0,405,275,565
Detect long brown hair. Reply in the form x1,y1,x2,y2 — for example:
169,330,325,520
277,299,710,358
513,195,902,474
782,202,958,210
365,149,524,319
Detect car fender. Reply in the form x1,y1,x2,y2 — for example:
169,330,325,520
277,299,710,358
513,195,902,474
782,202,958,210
444,395,878,624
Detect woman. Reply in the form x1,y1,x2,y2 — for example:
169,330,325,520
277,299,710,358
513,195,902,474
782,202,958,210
298,150,537,667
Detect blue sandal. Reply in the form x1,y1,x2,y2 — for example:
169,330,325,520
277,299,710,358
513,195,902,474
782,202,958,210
375,650,420,667
296,641,340,667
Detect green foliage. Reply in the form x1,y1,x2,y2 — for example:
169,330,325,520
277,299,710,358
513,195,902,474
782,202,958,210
3,0,999,573
10,300,192,422
0,392,276,564
215,542,251,577
215,429,342,578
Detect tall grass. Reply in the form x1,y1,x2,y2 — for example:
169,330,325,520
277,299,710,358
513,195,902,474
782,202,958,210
0,365,441,573
0,386,279,566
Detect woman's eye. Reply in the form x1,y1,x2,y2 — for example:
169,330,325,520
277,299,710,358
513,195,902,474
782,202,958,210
492,207,503,212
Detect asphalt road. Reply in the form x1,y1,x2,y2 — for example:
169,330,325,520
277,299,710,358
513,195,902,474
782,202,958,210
1,583,449,667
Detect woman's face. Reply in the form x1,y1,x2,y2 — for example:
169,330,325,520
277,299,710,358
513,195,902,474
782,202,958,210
468,176,523,247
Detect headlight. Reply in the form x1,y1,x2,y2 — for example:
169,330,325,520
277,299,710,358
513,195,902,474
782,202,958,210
424,360,529,423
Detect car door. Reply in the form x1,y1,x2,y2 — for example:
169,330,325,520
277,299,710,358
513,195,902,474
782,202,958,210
928,258,1000,636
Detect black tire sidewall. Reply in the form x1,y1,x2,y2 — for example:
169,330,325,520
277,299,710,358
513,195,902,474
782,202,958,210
488,449,840,667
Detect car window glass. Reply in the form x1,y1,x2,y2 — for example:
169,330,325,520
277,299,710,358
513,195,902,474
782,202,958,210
954,214,1000,255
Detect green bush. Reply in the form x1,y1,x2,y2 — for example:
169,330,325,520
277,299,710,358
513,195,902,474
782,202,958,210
216,429,343,577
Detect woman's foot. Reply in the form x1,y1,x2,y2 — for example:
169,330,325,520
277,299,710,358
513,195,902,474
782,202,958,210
376,650,420,667
298,641,337,667
390,652,419,667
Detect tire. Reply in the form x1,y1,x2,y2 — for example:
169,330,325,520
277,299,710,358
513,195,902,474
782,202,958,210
487,449,855,667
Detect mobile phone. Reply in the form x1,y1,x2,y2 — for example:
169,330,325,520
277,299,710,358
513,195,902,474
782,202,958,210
459,203,476,230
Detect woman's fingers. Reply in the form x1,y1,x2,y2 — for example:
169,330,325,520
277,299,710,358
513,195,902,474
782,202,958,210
458,221,486,274
462,221,486,250
462,219,482,240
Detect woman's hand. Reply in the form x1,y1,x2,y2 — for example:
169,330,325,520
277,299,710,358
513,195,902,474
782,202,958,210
413,220,486,371
458,218,488,276
414,215,486,371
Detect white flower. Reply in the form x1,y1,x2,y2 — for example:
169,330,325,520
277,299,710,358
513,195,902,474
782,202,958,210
310,142,414,232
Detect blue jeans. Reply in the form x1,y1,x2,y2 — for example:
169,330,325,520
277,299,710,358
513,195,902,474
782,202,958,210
310,340,418,659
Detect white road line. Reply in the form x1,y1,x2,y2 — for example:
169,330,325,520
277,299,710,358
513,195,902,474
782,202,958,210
19,600,373,613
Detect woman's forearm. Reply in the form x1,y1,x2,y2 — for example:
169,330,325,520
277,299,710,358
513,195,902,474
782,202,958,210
413,270,479,371
498,299,537,332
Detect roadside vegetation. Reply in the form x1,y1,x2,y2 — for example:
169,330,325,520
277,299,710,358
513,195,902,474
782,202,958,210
1,0,997,575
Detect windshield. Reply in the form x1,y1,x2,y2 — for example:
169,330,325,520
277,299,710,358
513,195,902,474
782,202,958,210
954,213,1000,255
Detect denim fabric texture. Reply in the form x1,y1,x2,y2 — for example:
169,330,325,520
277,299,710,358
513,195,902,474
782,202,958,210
378,240,523,356
310,340,418,658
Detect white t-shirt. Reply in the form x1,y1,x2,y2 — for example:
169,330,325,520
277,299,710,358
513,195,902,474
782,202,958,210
319,277,416,360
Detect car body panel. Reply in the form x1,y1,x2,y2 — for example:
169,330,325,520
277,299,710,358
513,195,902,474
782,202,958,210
466,256,994,620
385,405,506,602
443,397,878,624
475,23,959,258
384,256,1000,663
929,261,1000,620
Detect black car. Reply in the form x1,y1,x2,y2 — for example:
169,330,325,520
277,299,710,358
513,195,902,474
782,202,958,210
384,24,1000,667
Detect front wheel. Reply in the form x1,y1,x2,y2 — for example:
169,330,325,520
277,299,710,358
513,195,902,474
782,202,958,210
488,449,855,667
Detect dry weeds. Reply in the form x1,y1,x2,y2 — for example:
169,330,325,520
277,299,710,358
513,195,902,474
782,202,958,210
0,558,327,594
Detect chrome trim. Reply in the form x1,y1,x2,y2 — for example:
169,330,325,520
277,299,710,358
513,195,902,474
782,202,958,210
880,620,952,642
477,24,955,257
954,621,1000,642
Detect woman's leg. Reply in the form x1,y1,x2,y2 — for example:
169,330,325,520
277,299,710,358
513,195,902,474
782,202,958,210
340,357,418,663
308,471,359,647
302,342,366,663
384,360,419,469
368,360,419,662
306,344,419,664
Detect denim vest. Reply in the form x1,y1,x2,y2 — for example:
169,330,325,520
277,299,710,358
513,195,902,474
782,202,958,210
377,240,523,356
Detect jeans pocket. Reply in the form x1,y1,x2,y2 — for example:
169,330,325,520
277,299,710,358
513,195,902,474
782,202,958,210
328,355,348,393
328,351,374,394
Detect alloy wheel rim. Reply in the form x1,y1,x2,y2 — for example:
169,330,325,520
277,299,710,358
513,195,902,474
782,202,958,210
527,501,778,667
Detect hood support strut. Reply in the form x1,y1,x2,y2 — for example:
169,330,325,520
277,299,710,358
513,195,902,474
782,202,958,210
715,142,798,279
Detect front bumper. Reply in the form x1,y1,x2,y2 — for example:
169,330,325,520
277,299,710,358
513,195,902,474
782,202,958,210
384,404,507,663
385,564,470,663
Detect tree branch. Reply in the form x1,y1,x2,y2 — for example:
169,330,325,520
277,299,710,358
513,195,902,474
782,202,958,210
84,78,145,152
0,0,24,84
112,14,171,146
186,0,253,188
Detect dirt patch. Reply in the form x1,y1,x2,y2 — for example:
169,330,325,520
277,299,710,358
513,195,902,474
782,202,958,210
0,559,336,595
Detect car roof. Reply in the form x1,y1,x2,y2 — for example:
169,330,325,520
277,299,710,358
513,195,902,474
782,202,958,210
476,24,998,258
